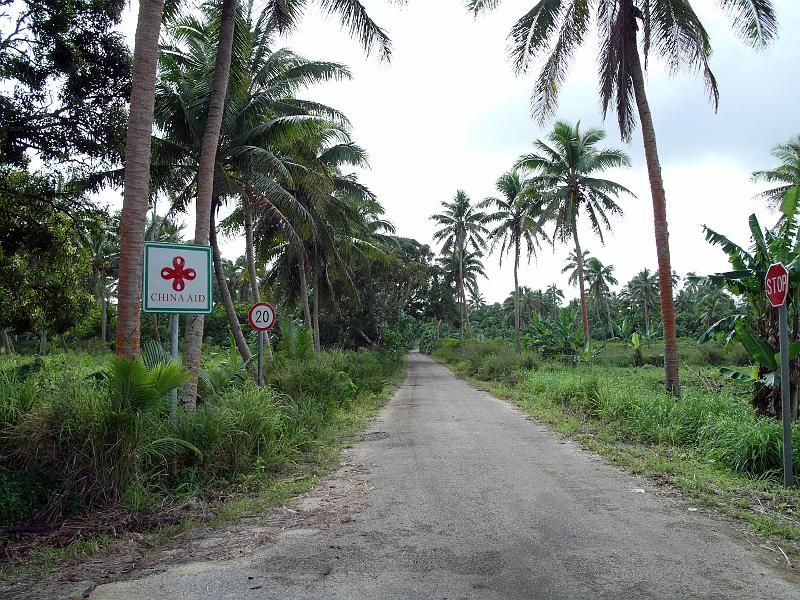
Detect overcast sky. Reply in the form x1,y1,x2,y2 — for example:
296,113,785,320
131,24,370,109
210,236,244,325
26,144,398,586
116,0,800,303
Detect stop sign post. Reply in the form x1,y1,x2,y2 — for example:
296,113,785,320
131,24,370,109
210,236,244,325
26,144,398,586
248,303,276,387
765,262,794,487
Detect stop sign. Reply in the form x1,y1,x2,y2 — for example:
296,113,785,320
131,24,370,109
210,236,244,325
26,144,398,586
766,262,790,307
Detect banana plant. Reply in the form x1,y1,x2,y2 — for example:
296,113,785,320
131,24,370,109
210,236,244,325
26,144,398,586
628,332,644,367
701,185,800,416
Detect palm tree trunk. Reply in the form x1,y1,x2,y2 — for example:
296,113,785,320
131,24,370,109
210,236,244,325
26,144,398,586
243,195,272,359
151,212,161,345
38,319,46,355
643,294,650,332
630,45,680,397
0,329,13,354
210,202,256,373
312,247,321,352
100,293,107,345
458,255,466,344
298,255,315,351
514,242,521,352
605,296,614,338
573,230,590,343
181,0,237,408
115,0,166,359
152,314,161,344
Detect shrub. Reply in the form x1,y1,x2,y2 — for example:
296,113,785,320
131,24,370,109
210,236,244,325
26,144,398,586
271,359,357,408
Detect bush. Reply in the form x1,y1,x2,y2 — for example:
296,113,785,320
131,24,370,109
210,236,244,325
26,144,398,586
271,359,357,408
0,346,404,529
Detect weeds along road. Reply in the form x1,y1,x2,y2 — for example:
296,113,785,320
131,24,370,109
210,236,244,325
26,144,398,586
92,352,798,600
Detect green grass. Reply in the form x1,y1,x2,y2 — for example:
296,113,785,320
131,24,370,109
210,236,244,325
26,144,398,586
434,339,800,557
0,347,406,578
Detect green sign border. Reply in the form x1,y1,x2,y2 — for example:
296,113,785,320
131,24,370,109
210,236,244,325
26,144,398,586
142,242,213,314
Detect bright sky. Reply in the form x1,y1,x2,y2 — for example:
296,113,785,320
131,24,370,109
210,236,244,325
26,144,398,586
114,0,800,303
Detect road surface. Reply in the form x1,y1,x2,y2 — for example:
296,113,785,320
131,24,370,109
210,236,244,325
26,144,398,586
90,352,798,599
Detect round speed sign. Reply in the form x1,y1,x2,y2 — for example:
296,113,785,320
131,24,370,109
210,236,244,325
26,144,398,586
248,303,276,331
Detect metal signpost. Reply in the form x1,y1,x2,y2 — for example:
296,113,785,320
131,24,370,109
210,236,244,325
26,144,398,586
765,262,794,487
142,242,213,420
248,303,277,386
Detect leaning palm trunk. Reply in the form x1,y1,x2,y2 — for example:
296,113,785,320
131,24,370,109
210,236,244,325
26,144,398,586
1,329,13,354
298,256,315,351
312,248,322,352
100,293,108,345
458,252,466,345
210,203,256,376
38,319,46,355
243,197,272,359
181,0,237,408
513,244,521,352
116,0,166,359
573,230,590,343
151,211,161,344
630,48,679,396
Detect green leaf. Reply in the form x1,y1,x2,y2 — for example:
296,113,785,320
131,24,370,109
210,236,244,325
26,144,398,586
719,366,756,383
780,186,799,217
734,321,778,371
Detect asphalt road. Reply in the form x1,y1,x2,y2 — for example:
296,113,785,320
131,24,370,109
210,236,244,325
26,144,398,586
91,352,799,599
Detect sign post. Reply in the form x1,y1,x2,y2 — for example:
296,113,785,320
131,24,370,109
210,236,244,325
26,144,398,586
143,242,212,420
766,262,794,487
248,303,277,386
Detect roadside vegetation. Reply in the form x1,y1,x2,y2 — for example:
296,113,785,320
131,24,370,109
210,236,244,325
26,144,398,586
0,341,404,567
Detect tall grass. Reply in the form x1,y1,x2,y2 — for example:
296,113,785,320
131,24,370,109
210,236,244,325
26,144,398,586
0,347,404,527
434,339,799,480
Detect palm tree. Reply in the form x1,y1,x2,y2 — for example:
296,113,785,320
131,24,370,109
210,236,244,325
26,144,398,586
697,288,734,330
486,170,548,351
469,289,486,312
584,257,618,338
752,136,800,209
626,269,659,334
180,0,239,406
469,1,778,395
518,121,632,344
561,249,593,287
431,191,490,343
115,0,168,359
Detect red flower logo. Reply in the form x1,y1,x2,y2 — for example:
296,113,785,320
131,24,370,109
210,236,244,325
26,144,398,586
160,256,196,292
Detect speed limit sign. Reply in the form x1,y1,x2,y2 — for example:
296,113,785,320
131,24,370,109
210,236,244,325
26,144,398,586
248,303,276,331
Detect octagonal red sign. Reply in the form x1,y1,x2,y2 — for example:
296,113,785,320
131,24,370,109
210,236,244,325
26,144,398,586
766,262,789,307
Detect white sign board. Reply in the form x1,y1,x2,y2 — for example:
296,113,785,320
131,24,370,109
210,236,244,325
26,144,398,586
248,303,276,331
142,242,213,314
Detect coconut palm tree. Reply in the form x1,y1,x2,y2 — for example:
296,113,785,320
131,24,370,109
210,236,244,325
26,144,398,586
752,136,800,210
561,249,593,287
151,5,353,380
469,289,487,311
584,257,618,338
626,269,659,334
469,1,778,395
518,121,632,344
115,0,397,383
116,0,169,359
486,170,549,351
431,191,490,342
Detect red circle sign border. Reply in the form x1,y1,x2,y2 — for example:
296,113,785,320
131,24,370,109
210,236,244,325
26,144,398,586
765,262,789,308
248,302,276,331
